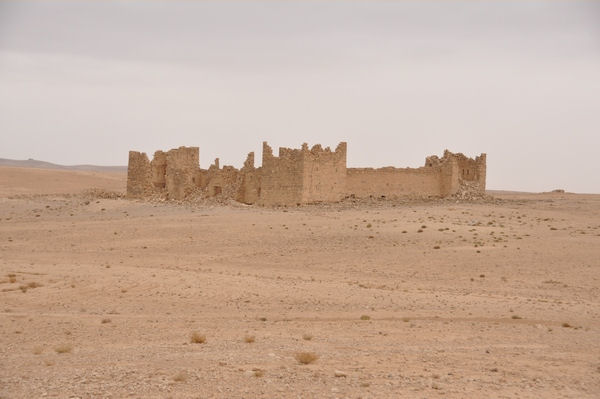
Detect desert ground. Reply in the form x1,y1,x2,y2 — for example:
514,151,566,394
0,166,599,398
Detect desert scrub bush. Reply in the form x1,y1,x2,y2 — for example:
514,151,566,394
302,333,313,341
511,315,522,320
101,318,111,324
172,371,187,382
360,315,371,320
54,344,72,354
295,352,318,365
244,335,255,343
253,369,264,377
190,332,206,344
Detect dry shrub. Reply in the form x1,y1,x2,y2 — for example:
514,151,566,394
302,333,313,341
190,332,206,344
55,344,72,354
101,318,111,324
172,371,187,382
360,315,371,320
295,351,318,365
562,322,572,328
253,369,264,377
244,335,255,343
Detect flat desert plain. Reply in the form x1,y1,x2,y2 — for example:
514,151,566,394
1,166,599,398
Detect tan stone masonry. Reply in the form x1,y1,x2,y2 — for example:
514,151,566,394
127,142,486,205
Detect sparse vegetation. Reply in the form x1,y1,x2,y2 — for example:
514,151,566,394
360,315,371,320
302,333,313,341
101,318,111,324
253,369,264,377
511,315,522,320
190,332,206,344
244,334,255,343
55,344,72,354
172,371,187,382
562,322,572,328
295,351,318,365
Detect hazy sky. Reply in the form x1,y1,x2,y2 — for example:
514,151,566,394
1,1,599,192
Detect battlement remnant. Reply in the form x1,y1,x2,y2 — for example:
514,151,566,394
126,142,486,205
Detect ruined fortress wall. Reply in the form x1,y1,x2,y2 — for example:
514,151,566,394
150,151,167,189
451,152,487,191
258,143,304,206
346,166,443,198
126,143,486,204
206,166,240,197
126,151,152,198
439,156,460,197
236,152,261,204
475,154,486,192
301,143,347,203
165,147,199,200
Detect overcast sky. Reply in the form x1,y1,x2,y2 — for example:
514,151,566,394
1,1,599,192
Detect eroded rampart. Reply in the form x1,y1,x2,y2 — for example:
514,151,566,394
127,142,486,205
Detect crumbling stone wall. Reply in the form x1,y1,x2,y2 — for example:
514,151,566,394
150,151,167,189
346,166,442,198
302,143,347,203
126,142,486,204
236,152,261,204
126,151,152,198
259,142,305,206
165,147,199,200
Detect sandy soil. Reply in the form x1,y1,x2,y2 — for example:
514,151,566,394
1,168,599,398
0,167,125,197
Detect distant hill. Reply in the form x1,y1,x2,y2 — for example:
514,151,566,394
0,158,127,173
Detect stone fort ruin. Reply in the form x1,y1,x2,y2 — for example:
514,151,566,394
127,142,486,206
